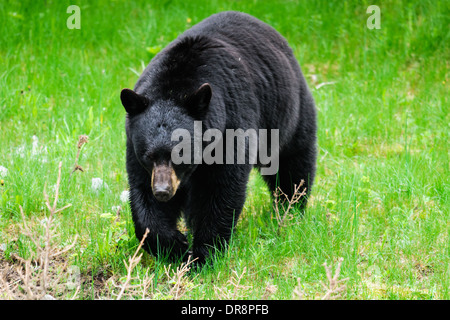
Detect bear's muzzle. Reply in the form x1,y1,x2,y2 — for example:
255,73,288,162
151,162,180,202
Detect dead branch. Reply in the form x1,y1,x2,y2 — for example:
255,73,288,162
70,135,89,175
272,180,307,228
292,278,306,300
116,228,149,300
320,258,349,300
8,161,78,300
214,267,251,299
163,255,198,300
262,284,278,299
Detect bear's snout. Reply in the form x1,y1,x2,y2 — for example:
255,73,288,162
151,163,180,202
153,185,172,202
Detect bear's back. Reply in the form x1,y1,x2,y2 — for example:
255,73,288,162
183,11,296,62
135,11,309,139
138,11,301,104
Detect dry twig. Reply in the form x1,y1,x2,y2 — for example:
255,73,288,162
292,278,306,300
315,81,336,90
272,180,307,228
163,255,198,300
262,284,278,299
116,228,150,300
320,258,349,300
6,162,78,299
71,135,89,175
214,267,251,299
111,229,197,300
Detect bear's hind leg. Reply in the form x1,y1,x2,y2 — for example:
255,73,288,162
262,146,316,209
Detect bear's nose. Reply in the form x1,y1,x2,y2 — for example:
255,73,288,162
153,185,172,202
151,162,179,202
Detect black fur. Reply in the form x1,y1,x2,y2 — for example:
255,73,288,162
121,11,317,266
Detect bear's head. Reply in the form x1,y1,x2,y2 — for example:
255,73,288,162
120,83,212,202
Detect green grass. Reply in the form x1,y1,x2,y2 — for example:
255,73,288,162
0,0,449,299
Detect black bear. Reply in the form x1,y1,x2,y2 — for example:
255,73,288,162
120,11,317,266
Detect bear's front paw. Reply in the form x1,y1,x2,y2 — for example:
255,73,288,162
166,230,190,262
143,230,189,262
190,245,211,269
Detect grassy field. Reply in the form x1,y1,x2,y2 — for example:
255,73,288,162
0,0,448,300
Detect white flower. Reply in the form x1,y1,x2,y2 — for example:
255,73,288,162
120,190,130,203
31,135,39,156
0,166,7,178
31,135,48,157
16,145,25,158
91,178,109,193
15,135,48,159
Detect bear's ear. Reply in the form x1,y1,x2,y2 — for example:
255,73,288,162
186,83,212,118
120,88,148,114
